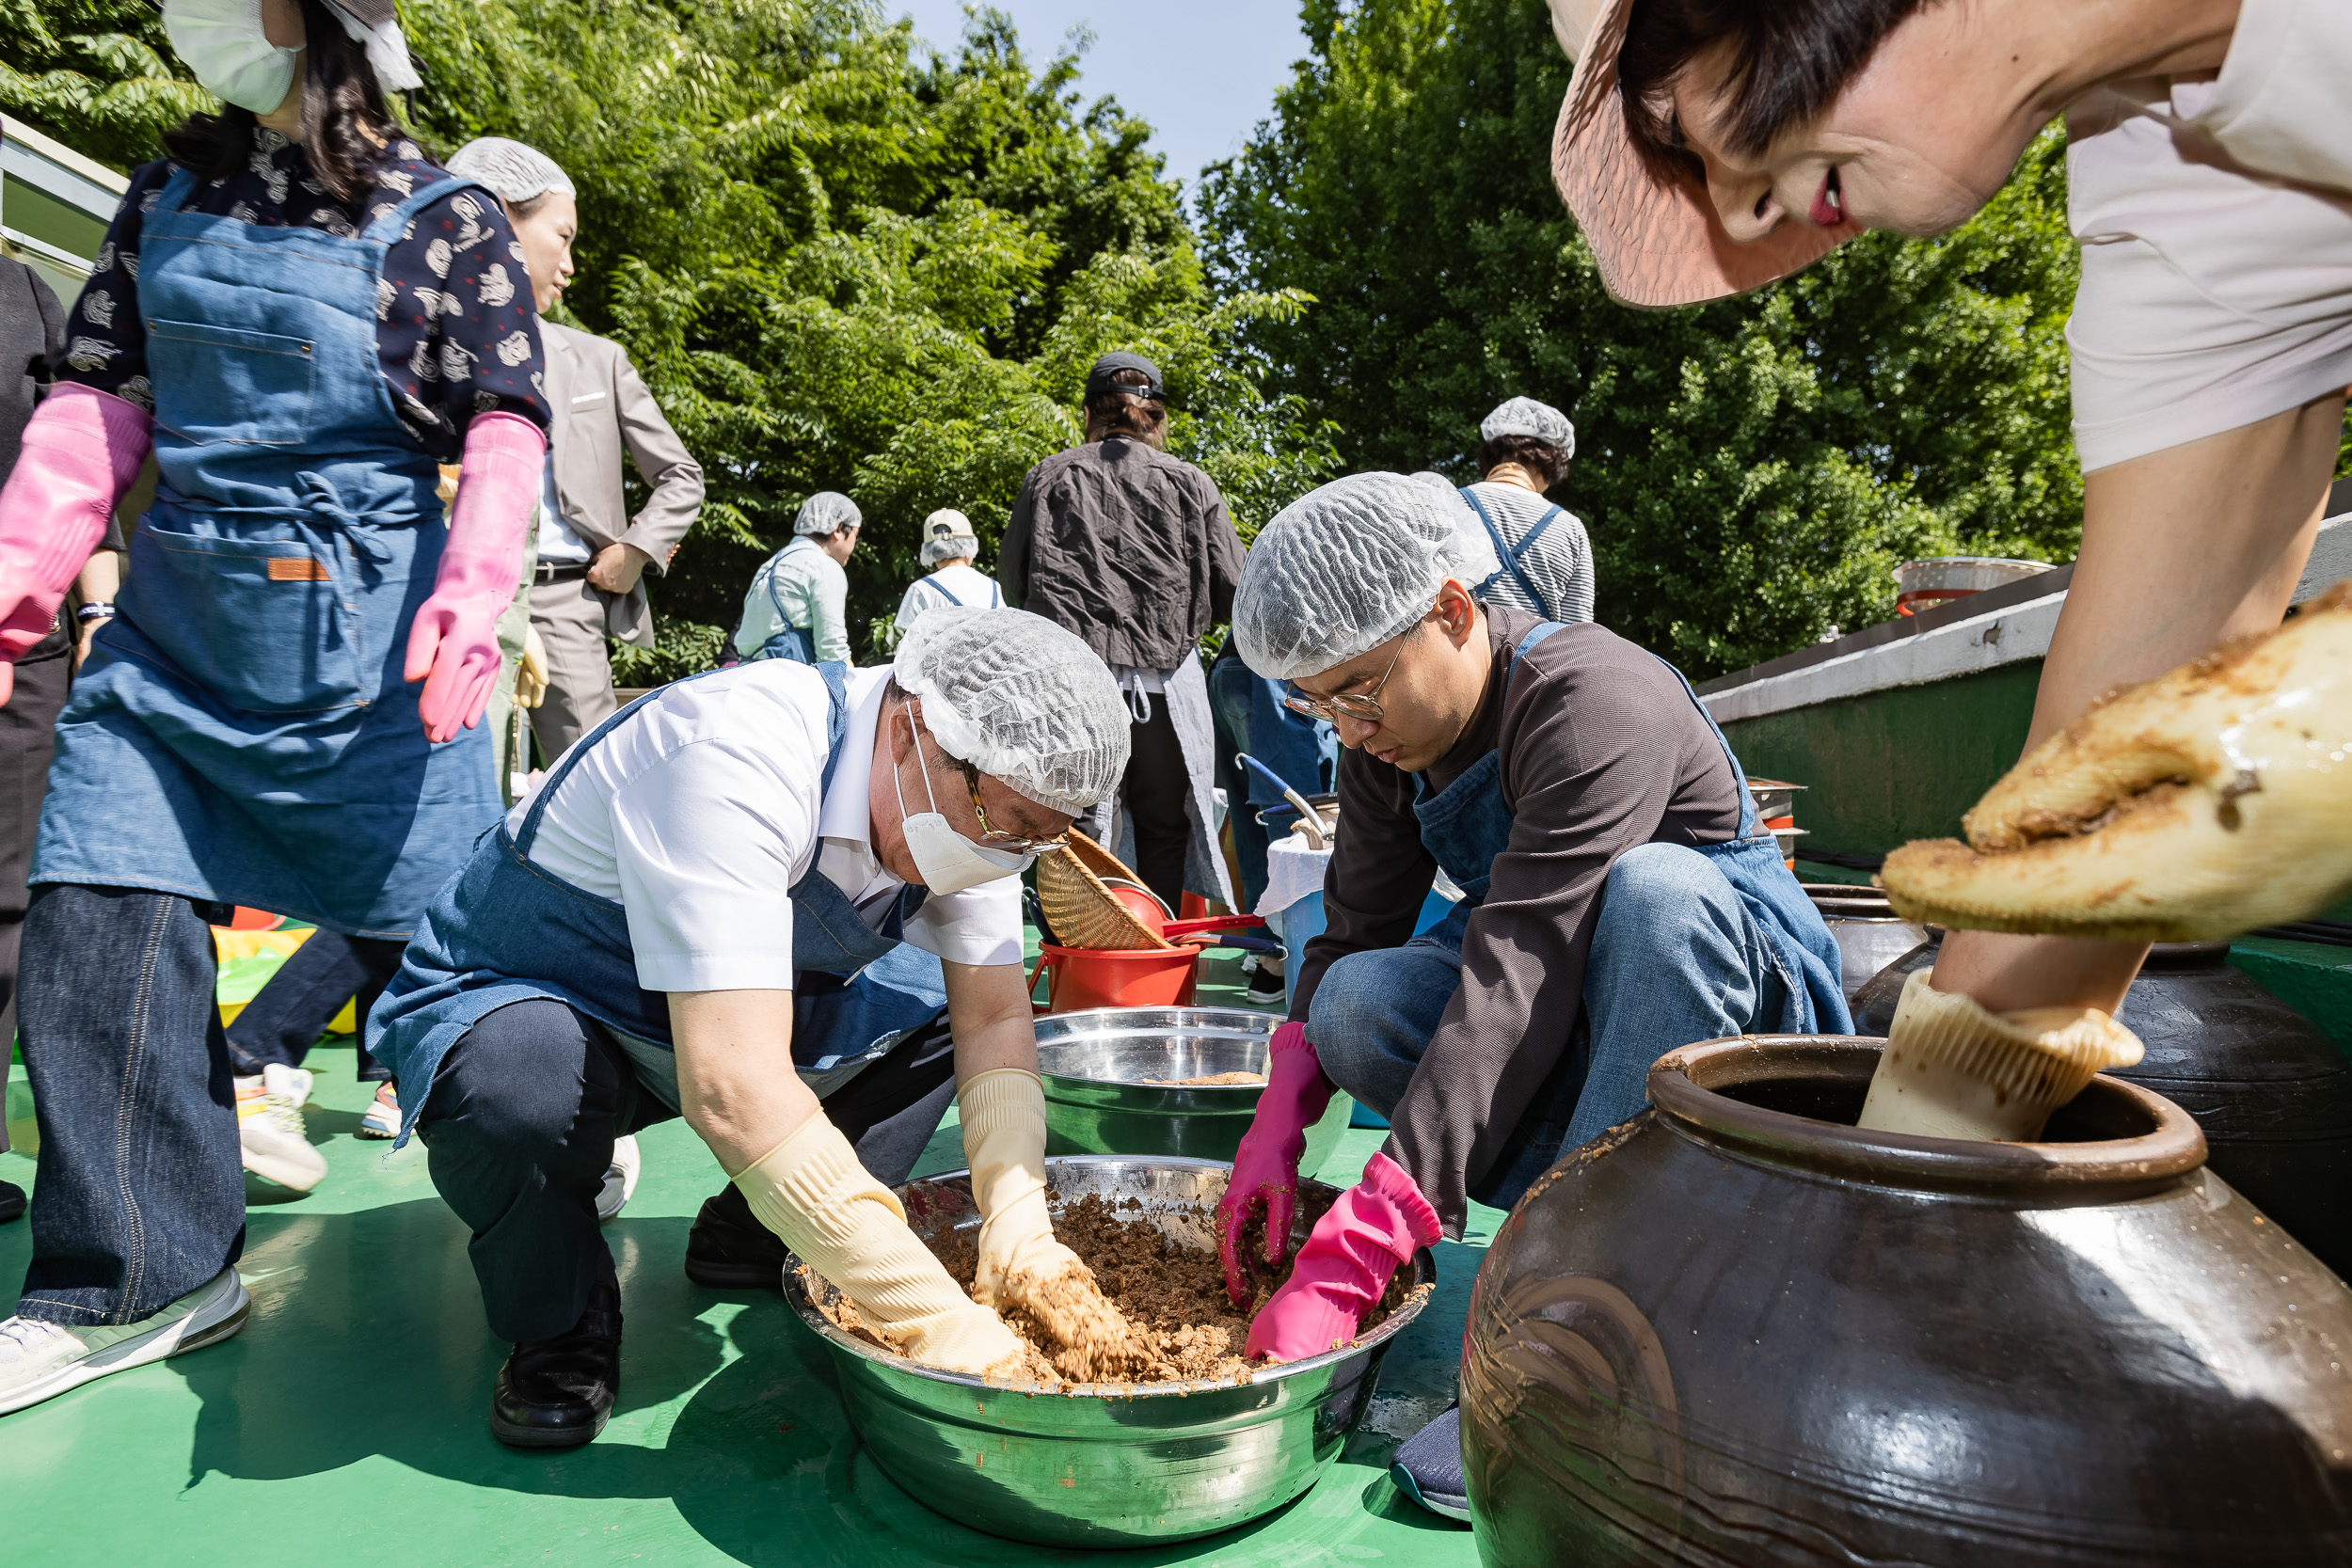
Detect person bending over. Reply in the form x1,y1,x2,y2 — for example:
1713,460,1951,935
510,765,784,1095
370,608,1135,1447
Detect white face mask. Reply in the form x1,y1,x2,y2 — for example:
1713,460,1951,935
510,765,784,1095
891,716,1034,895
165,0,304,114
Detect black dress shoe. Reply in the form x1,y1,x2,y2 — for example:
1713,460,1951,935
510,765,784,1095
490,1278,622,1449
0,1180,23,1224
684,1182,788,1289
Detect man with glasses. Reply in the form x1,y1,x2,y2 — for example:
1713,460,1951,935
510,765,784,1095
1211,474,1850,1519
369,609,1135,1447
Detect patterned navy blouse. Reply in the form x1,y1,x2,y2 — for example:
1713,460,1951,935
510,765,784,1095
59,129,551,458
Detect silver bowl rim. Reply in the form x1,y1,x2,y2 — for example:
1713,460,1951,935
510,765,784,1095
1031,1006,1283,1091
782,1154,1436,1399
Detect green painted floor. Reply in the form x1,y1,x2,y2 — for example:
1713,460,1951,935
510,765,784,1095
0,954,1499,1566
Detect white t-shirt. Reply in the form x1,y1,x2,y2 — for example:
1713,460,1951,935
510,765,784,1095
2063,0,2352,470
508,661,1024,993
892,562,1001,634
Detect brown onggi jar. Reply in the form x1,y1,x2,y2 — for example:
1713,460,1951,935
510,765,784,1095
1460,1036,2352,1567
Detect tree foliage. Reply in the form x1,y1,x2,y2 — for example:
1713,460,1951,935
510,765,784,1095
1197,0,2086,676
0,0,211,168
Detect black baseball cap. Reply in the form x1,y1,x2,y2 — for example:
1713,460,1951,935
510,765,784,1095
1085,352,1165,402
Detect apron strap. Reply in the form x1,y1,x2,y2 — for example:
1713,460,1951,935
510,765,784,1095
362,174,495,245
1410,620,1567,805
1459,487,1550,610
930,575,969,610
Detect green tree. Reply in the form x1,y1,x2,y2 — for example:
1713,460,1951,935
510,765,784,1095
400,0,1334,676
0,0,210,168
1197,0,2086,677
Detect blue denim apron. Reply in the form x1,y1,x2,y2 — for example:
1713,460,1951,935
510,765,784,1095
28,166,504,940
752,540,820,663
1458,487,1565,609
368,661,948,1141
1411,623,1849,1033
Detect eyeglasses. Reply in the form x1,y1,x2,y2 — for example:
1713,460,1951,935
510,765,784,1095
961,760,1071,854
1282,629,1411,725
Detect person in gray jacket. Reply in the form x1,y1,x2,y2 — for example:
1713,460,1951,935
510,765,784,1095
446,138,705,764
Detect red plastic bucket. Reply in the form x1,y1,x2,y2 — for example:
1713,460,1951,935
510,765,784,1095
1028,942,1204,1014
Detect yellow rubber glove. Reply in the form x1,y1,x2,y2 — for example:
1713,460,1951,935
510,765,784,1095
1857,970,2144,1143
516,625,549,710
736,1112,1022,1376
960,1068,1143,1378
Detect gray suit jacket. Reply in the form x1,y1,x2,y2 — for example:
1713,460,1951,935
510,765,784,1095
543,319,704,648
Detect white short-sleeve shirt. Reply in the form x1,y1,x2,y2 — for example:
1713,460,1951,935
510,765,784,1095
509,661,1025,993
2064,0,2352,471
893,562,1002,635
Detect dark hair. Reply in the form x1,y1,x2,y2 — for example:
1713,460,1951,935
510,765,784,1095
508,189,558,222
162,0,407,202
1476,435,1568,489
1085,372,1168,446
1615,0,1931,182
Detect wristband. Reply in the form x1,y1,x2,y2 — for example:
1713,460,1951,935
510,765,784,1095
75,603,116,623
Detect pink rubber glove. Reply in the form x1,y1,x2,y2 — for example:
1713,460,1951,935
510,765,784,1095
1245,1151,1439,1363
0,385,150,706
405,410,543,742
1216,1020,1337,1306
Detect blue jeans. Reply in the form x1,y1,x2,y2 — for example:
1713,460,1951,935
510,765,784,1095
1305,843,1789,1212
225,927,400,1080
14,882,243,1325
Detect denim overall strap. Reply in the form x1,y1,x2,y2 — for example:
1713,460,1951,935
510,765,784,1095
930,576,970,609
1410,621,1566,902
1659,654,1853,1035
1460,488,1564,609
359,173,489,243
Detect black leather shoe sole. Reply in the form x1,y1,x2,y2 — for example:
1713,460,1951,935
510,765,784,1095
0,1180,24,1224
684,1187,788,1290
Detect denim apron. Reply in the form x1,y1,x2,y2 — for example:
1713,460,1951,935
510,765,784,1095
368,661,948,1141
1411,623,1849,1029
1458,487,1565,610
752,539,822,664
29,166,504,940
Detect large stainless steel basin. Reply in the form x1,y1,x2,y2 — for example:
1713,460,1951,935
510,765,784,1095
783,1155,1435,1547
1030,1006,1354,1172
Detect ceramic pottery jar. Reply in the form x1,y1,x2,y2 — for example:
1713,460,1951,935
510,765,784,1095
1460,1037,2352,1567
1853,941,2352,1278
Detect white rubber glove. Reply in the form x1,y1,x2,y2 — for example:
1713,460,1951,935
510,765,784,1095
736,1112,1022,1376
1858,970,2144,1142
961,1068,1142,1376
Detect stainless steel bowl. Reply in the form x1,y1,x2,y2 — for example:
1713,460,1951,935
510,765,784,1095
1031,1007,1355,1172
784,1156,1436,1547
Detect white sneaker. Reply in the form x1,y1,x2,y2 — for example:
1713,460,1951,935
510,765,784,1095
235,1063,326,1193
0,1266,249,1416
596,1134,642,1222
358,1083,400,1140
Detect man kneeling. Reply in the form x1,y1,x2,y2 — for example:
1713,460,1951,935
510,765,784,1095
372,608,1135,1446
1216,475,1851,1517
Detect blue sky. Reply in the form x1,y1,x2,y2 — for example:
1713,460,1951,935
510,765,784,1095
888,1,1311,190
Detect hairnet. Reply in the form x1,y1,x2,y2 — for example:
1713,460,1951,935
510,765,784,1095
1480,396,1575,459
919,508,979,566
1232,472,1495,682
793,491,863,536
895,608,1131,816
445,137,576,205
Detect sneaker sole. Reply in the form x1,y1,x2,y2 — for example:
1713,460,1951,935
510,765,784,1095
1388,1461,1473,1523
356,1123,397,1141
241,1145,326,1194
0,1273,251,1417
489,1404,611,1449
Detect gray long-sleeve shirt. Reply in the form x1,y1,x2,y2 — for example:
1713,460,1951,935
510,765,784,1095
1291,604,1744,1234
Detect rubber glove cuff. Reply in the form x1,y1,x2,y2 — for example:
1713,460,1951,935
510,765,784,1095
1244,1151,1438,1363
0,384,150,664
1858,970,2143,1143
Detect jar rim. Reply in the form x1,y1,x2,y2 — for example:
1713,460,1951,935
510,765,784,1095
1647,1036,2207,1202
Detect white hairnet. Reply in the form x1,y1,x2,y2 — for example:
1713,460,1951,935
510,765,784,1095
1481,396,1575,459
445,137,576,205
1232,472,1496,682
895,608,1130,816
793,491,862,536
919,508,979,566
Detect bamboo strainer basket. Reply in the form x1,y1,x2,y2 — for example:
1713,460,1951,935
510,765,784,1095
1036,831,1176,951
